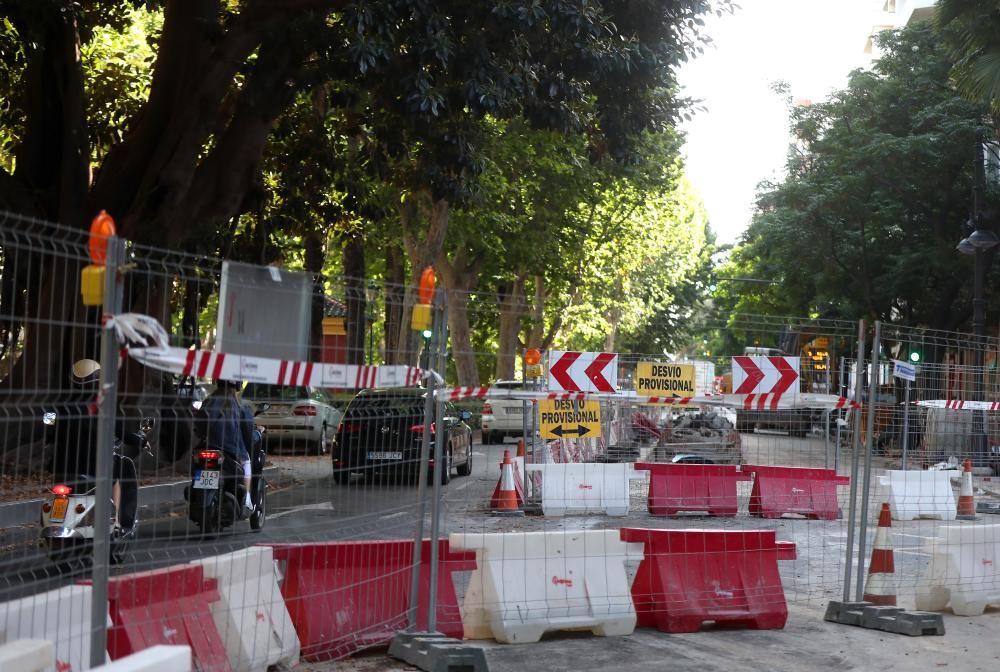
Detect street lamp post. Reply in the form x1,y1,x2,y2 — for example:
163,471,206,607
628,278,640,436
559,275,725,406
957,129,1000,464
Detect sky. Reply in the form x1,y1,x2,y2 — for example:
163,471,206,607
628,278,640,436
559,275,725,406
678,0,878,244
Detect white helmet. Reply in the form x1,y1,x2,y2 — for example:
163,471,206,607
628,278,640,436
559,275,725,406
71,359,101,387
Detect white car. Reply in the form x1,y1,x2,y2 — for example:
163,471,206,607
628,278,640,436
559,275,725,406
481,380,537,444
242,384,342,454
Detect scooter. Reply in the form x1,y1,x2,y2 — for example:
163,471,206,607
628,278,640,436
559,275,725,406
185,404,268,535
39,413,154,564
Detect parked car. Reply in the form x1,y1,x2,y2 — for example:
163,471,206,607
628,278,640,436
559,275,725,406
242,384,342,454
332,388,473,485
481,380,536,444
736,407,816,437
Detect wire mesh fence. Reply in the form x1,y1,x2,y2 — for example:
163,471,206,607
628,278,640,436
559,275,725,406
2,209,1000,668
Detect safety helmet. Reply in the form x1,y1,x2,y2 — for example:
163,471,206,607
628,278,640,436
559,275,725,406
71,359,101,387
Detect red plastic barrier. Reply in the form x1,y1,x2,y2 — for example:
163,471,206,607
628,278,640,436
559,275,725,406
742,464,849,520
634,463,751,517
268,539,476,662
621,527,796,633
83,564,230,670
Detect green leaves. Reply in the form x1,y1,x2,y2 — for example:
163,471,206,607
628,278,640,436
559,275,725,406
720,23,990,331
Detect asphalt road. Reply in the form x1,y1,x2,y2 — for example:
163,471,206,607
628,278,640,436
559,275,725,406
0,430,990,613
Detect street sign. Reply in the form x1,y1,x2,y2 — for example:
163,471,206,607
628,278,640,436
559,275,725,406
635,362,695,396
548,351,618,393
892,359,916,382
731,356,800,395
539,398,602,439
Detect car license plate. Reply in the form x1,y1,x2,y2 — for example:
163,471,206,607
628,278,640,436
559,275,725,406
367,452,403,460
50,498,68,522
506,407,523,414
194,469,221,489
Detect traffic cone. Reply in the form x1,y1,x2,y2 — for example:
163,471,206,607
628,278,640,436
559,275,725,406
516,438,525,458
957,458,978,520
490,450,524,516
863,503,897,606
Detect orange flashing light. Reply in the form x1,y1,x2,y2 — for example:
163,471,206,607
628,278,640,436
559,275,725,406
524,348,541,366
418,266,436,304
88,210,117,266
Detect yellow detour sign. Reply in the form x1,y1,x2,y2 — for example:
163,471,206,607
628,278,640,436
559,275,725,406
636,362,696,398
539,398,602,439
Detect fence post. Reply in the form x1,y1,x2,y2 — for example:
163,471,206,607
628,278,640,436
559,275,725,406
90,236,125,668
855,320,882,601
407,288,445,631
901,379,911,470
842,319,866,602
427,291,448,632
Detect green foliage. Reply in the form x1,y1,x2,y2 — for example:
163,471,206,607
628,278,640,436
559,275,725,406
718,24,993,332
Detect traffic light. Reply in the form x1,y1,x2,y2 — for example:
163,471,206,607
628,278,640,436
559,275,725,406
909,350,921,363
421,329,433,341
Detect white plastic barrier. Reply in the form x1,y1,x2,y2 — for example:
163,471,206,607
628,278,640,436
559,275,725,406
451,530,644,644
915,524,1000,616
192,547,299,672
878,469,957,521
0,639,54,672
0,584,109,670
91,645,191,671
524,463,646,516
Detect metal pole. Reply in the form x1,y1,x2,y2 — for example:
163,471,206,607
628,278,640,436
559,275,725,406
407,291,444,631
842,319,866,603
901,379,911,470
90,237,125,668
427,292,448,633
836,355,846,473
855,320,882,601
824,409,831,470
973,129,988,465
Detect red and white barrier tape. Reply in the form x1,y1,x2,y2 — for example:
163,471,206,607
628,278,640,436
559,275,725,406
437,386,859,409
128,346,425,389
916,400,1000,411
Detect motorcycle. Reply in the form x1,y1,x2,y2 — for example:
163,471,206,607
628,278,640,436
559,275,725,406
39,413,154,564
185,403,268,535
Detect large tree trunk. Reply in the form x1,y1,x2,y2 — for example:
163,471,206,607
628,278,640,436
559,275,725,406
305,228,328,361
342,233,367,365
496,276,525,381
395,193,450,368
437,248,481,387
384,242,406,364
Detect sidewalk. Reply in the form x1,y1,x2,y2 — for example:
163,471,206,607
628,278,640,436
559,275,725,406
310,602,998,672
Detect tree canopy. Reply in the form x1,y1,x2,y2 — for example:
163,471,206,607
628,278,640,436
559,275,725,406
716,23,994,333
0,0,730,391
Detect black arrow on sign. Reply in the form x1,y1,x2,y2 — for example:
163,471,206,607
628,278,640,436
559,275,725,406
551,425,592,438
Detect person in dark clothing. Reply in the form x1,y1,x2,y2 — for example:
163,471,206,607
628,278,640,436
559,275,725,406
53,359,141,533
197,378,256,514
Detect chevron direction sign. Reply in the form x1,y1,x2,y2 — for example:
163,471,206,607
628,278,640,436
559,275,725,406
548,351,618,393
731,356,800,396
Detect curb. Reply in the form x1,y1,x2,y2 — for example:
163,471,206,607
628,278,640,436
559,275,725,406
0,467,280,529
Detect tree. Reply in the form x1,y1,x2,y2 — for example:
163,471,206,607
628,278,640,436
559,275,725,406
0,0,730,396
937,0,1000,110
718,24,993,334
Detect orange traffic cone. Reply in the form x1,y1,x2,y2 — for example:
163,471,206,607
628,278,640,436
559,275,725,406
516,438,526,458
863,503,897,606
957,458,978,520
490,450,525,516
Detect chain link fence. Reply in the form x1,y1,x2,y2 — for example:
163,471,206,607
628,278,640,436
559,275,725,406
1,210,998,668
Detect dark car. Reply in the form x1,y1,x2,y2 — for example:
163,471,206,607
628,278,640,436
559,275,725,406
332,388,473,485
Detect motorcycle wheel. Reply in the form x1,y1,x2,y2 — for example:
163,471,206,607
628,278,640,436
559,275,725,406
198,507,218,535
250,483,266,531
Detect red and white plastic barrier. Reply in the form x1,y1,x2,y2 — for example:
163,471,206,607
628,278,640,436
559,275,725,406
128,346,424,389
0,640,54,672
0,584,109,670
91,645,192,671
192,547,299,672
